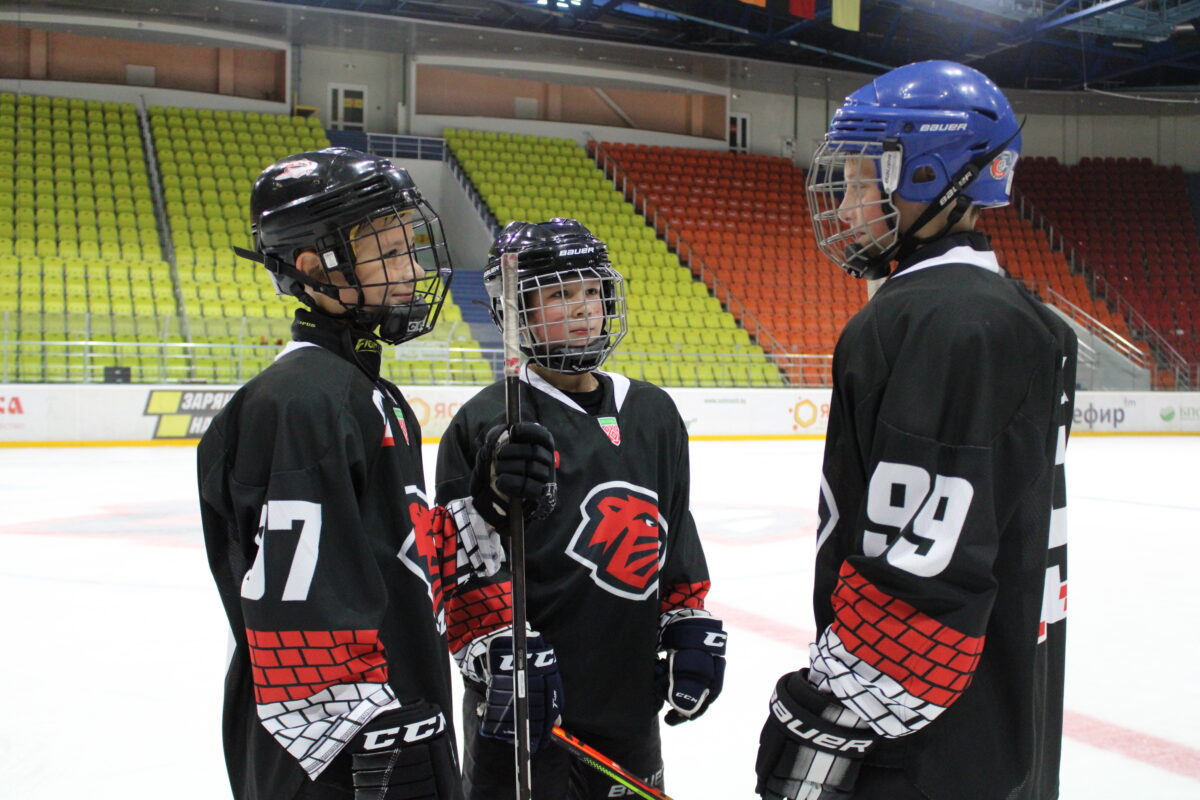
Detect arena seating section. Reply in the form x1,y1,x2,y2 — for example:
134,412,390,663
978,203,1139,341
0,93,168,381
444,128,784,387
1014,156,1199,365
2,89,1194,389
596,142,858,385
0,93,489,385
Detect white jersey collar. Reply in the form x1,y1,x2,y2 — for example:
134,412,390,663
521,363,630,414
890,243,1002,281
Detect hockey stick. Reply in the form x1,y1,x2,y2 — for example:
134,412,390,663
550,727,676,800
499,251,533,800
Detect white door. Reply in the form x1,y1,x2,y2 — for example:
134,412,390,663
329,83,367,131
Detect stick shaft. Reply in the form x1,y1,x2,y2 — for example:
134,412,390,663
500,252,532,800
549,727,675,800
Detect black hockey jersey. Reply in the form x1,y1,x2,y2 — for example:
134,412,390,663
198,310,459,800
435,368,712,741
810,233,1076,800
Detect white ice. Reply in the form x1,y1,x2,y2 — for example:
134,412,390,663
0,437,1197,799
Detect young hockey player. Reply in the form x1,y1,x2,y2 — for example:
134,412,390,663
197,148,556,800
754,62,1077,800
435,218,727,799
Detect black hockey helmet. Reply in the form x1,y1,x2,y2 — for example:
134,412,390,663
483,218,627,374
238,147,452,345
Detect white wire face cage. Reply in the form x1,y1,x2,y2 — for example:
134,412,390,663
334,201,452,343
515,267,628,374
807,138,903,279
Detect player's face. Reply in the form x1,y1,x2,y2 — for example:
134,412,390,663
525,276,605,349
346,213,427,309
838,157,893,247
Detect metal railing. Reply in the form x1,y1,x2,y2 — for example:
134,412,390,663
365,133,446,161
1013,188,1197,389
0,335,834,388
1019,280,1152,369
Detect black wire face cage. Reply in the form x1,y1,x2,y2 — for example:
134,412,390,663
807,138,902,279
319,197,452,345
516,267,628,374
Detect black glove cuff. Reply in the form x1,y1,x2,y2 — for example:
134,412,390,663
349,703,448,791
768,672,876,760
660,615,727,656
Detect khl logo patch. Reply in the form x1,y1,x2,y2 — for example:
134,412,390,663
566,481,665,600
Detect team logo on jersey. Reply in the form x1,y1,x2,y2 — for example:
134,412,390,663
372,389,410,447
398,485,447,634
393,408,410,445
567,481,665,600
596,416,621,446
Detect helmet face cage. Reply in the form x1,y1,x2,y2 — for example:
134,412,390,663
509,266,627,374
325,196,452,345
807,138,901,279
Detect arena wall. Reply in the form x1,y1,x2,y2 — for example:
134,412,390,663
1,385,1196,444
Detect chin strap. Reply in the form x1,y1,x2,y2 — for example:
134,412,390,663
233,246,341,305
234,245,383,331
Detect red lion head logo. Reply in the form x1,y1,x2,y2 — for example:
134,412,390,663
567,481,665,600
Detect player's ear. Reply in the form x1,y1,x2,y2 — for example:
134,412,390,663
295,253,338,287
294,250,323,279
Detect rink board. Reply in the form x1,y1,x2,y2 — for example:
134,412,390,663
1,383,1198,443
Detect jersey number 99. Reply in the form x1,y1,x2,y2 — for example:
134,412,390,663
863,462,974,578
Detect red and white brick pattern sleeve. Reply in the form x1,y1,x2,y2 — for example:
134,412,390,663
245,628,399,778
810,563,985,738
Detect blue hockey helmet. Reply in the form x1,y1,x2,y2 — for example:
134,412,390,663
808,61,1021,278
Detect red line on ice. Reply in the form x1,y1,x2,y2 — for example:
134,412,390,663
710,600,1200,782
1062,710,1200,781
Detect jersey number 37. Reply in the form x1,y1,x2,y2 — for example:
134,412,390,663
241,500,322,602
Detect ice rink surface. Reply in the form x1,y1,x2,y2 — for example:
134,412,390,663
1,436,1198,799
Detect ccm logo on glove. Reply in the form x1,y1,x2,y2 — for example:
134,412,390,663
361,712,447,750
498,649,558,671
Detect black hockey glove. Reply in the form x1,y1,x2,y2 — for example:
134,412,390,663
755,670,877,800
654,616,727,725
348,702,460,800
470,422,557,531
467,626,564,753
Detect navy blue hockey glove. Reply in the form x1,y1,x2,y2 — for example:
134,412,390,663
755,670,877,800
348,701,460,800
654,615,727,725
467,626,564,753
471,422,557,531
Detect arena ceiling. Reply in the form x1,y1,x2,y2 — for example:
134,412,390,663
8,0,1200,93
